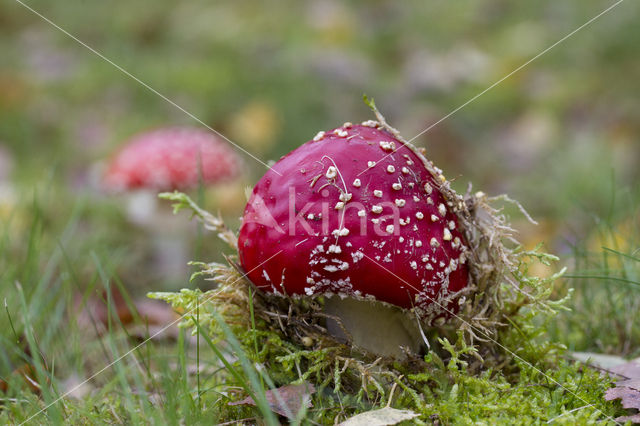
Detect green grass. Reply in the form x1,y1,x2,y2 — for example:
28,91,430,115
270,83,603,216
549,194,640,358
0,181,634,423
0,191,198,423
0,186,306,424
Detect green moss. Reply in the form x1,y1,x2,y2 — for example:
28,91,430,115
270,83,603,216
149,195,624,424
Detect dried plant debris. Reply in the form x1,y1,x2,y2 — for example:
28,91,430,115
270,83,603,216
338,406,420,426
609,360,640,380
570,352,630,370
74,286,180,339
0,363,42,394
228,382,315,419
605,387,640,423
603,360,640,423
159,191,238,249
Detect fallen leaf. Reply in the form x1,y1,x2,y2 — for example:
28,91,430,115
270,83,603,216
75,287,179,339
602,359,640,422
127,299,181,340
604,387,640,410
617,379,640,392
609,361,640,379
617,413,640,423
339,407,420,426
570,351,629,370
228,382,315,419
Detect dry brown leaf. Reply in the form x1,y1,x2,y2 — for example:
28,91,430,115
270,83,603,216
603,360,640,423
617,413,640,423
338,407,420,425
570,351,628,370
610,361,640,379
604,386,640,410
75,288,179,339
618,379,640,392
135,298,179,324
127,299,181,340
228,382,315,418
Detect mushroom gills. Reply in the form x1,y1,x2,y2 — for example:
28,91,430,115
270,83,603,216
323,296,425,357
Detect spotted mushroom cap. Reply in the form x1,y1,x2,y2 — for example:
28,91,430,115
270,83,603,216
238,122,469,321
103,127,240,192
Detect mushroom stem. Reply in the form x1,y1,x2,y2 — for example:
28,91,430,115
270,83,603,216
151,231,190,285
323,296,425,358
125,190,192,285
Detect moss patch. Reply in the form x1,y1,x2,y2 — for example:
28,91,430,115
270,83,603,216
150,191,623,423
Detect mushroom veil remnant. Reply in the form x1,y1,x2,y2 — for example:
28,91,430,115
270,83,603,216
238,120,470,356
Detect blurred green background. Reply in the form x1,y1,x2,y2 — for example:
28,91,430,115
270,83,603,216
0,0,638,353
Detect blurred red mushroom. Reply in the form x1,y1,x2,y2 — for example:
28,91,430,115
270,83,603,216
103,127,241,284
103,127,240,193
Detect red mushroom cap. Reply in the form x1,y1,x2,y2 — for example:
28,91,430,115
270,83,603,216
103,127,240,192
238,122,469,322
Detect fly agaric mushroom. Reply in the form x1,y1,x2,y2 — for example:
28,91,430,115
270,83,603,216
104,127,239,193
238,121,469,357
103,127,241,283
